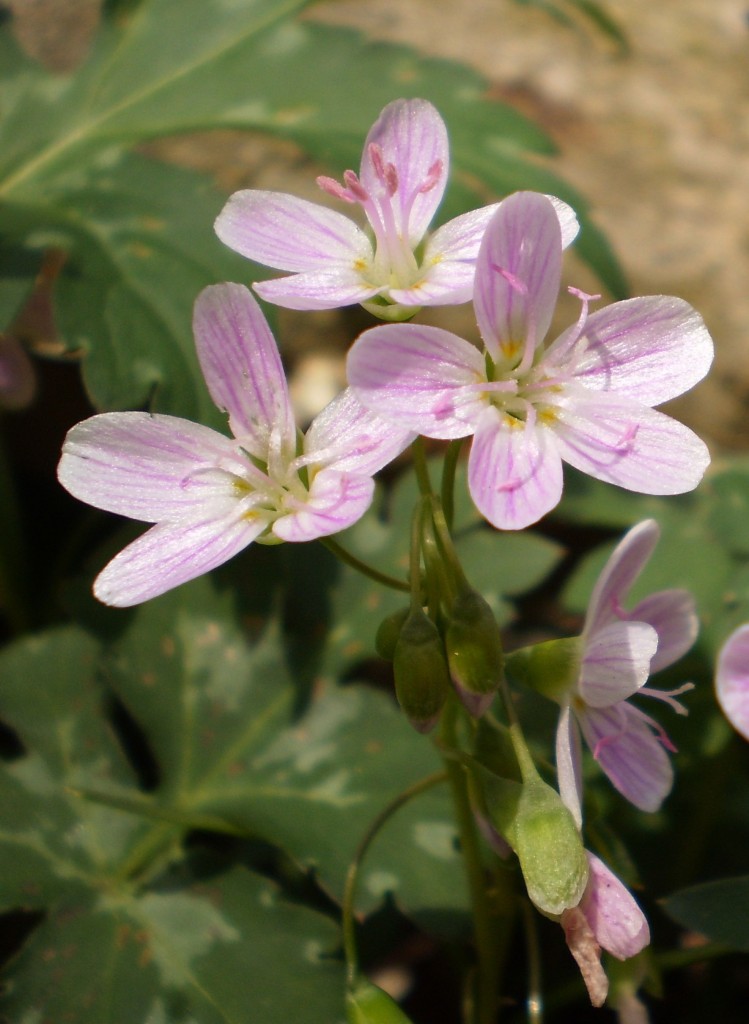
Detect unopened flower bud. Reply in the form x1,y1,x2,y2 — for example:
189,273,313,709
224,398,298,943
346,979,415,1024
512,776,589,916
393,608,450,733
375,607,410,661
445,588,504,717
505,637,581,703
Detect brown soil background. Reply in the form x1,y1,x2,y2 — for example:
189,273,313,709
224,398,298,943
8,0,749,450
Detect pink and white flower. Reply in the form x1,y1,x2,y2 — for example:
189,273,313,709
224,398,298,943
57,283,412,607
214,99,578,319
347,191,713,530
556,520,698,824
715,623,749,741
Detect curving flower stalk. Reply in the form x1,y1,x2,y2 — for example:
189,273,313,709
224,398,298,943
347,191,713,530
215,99,578,319
57,283,412,607
555,520,698,824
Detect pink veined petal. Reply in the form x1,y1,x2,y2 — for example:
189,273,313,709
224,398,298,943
577,702,674,812
630,588,698,673
558,295,714,406
193,283,294,451
545,195,580,249
360,98,448,246
93,514,265,607
214,190,372,272
715,624,749,742
579,619,659,707
584,520,660,637
304,387,414,477
556,703,584,829
426,203,502,262
553,392,711,495
420,194,578,308
347,323,487,439
272,469,375,542
474,192,562,363
467,407,564,530
253,268,380,311
58,412,243,522
581,853,650,960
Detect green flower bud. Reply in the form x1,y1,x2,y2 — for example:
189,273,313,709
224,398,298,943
393,608,450,733
512,776,588,916
375,607,410,661
445,588,504,717
346,979,415,1024
505,637,582,703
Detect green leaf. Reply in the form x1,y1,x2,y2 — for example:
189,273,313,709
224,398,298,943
99,570,459,920
4,154,250,421
663,875,749,952
0,624,346,1023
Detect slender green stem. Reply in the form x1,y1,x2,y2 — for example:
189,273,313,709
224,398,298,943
497,675,537,783
408,500,426,613
441,438,464,531
429,496,468,594
440,698,500,1024
341,771,448,986
319,536,409,593
411,437,434,497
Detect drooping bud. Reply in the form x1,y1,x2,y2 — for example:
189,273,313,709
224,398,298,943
393,608,450,733
375,607,410,662
346,979,415,1024
510,775,589,916
445,588,504,717
505,637,582,704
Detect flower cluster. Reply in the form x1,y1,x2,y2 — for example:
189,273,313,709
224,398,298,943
57,97,714,1012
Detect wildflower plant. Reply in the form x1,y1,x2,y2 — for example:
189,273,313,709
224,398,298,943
2,6,748,1017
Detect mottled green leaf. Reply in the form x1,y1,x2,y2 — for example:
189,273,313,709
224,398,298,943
0,625,346,1023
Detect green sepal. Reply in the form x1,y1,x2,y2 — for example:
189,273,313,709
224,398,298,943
393,609,450,732
375,607,410,662
445,588,504,714
505,637,582,703
347,979,415,1024
510,775,588,916
476,760,588,916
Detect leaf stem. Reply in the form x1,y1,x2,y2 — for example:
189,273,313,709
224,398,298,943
341,770,448,986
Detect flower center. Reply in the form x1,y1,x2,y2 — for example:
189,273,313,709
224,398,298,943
317,144,443,294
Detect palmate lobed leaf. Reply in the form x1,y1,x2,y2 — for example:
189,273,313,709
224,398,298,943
0,623,347,1023
100,567,464,917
